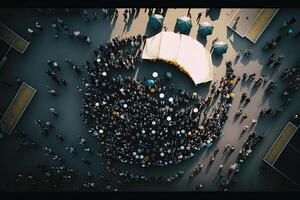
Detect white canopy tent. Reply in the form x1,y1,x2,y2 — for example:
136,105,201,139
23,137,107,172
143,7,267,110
142,32,213,85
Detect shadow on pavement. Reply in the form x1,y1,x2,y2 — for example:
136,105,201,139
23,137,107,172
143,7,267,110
212,53,223,67
144,21,162,37
197,34,208,47
207,8,221,21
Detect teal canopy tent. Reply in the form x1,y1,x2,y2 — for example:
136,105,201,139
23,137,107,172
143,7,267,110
198,22,214,36
176,16,192,33
213,41,228,55
149,14,164,30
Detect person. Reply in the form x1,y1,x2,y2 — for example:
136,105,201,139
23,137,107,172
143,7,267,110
196,12,202,24
205,8,210,17
287,17,296,25
236,108,242,116
123,9,128,23
56,134,64,141
48,88,57,96
60,79,67,85
234,16,240,26
294,30,300,39
73,65,81,74
210,37,218,52
210,156,215,163
82,157,90,165
93,11,98,20
267,53,276,65
187,8,192,18
197,163,203,171
49,106,58,115
241,93,247,101
236,50,242,60
219,164,223,172
242,125,249,133
273,54,284,66
229,146,235,153
35,22,43,30
193,184,203,191
28,28,34,35
244,47,253,57
214,146,219,155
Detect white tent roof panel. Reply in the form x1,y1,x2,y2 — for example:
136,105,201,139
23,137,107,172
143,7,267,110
158,32,181,62
142,32,162,60
176,34,213,84
142,32,213,85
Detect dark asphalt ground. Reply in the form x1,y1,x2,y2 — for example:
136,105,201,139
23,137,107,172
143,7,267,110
0,8,300,191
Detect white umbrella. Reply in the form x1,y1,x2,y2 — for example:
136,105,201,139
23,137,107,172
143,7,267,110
159,93,165,98
123,104,128,108
152,72,158,78
160,152,165,157
95,102,100,107
96,58,101,63
99,129,104,134
168,97,174,102
193,108,199,113
167,116,172,121
102,72,107,76
152,121,156,125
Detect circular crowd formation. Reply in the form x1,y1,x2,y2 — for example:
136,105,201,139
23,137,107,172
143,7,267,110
81,34,236,167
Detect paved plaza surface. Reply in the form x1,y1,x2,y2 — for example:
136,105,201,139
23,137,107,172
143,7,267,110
227,8,261,37
0,8,300,191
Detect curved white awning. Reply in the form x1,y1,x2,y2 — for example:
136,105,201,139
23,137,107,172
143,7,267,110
142,31,213,85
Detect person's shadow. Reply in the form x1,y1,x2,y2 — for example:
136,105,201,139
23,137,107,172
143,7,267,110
126,13,135,32
207,8,221,21
197,34,207,47
161,8,168,17
205,161,213,174
144,20,162,38
250,84,260,96
212,53,223,67
134,8,140,19
233,114,240,123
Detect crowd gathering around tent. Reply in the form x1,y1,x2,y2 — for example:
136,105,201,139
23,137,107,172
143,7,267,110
1,8,300,192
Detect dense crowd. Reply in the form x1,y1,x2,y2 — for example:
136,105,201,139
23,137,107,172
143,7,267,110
2,8,300,192
80,32,239,167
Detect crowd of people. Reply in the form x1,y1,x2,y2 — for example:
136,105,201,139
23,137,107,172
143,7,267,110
3,8,300,192
80,31,242,168
281,59,300,99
